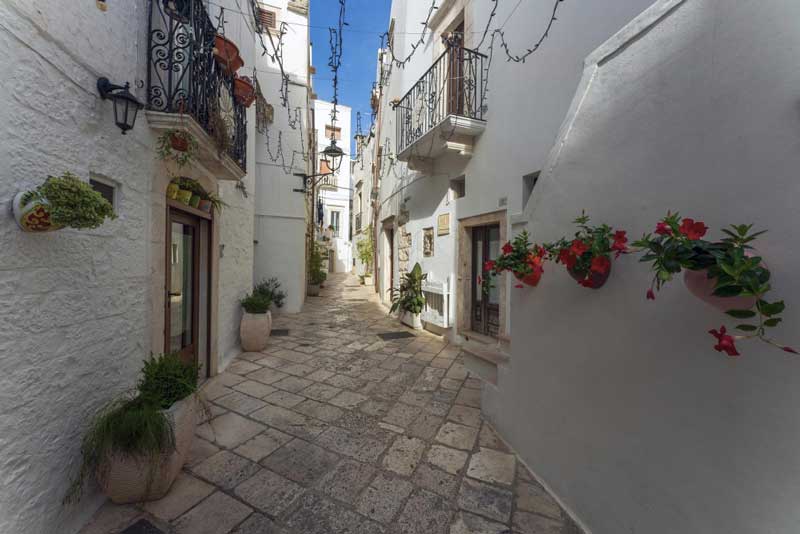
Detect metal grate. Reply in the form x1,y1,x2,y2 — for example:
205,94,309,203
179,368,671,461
121,519,165,534
272,329,290,337
377,331,416,341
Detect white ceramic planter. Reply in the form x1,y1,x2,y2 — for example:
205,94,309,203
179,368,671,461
98,395,197,504
12,191,63,232
240,311,272,352
363,275,373,285
401,311,423,330
308,283,321,296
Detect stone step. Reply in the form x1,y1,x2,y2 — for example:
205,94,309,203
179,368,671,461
461,339,510,386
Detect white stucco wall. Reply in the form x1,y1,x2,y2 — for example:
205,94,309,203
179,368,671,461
488,1,800,533
0,1,256,532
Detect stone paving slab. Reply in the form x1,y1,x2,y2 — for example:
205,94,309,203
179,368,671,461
82,274,580,534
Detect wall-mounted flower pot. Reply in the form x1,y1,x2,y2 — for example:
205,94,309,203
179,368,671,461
198,199,212,212
240,311,272,352
166,183,180,200
189,194,201,208
214,34,243,75
401,311,423,330
514,270,542,287
176,189,192,205
683,269,758,312
98,395,197,504
233,76,256,107
170,132,189,152
12,192,63,232
307,283,321,296
568,264,611,289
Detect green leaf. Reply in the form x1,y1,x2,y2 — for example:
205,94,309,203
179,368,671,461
760,301,785,317
764,318,782,328
736,324,758,332
725,309,756,319
712,285,744,297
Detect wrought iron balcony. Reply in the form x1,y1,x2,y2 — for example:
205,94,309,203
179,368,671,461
395,44,487,168
146,0,247,178
318,174,337,190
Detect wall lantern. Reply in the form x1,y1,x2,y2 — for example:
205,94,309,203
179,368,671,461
321,139,344,174
97,77,144,135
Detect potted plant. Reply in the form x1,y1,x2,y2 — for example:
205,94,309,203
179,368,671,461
209,107,231,157
633,213,796,356
166,182,180,200
308,243,327,296
157,130,198,168
390,262,427,329
240,292,272,352
233,75,256,107
13,172,116,232
481,230,546,293
544,212,628,289
213,34,243,75
189,194,201,208
175,188,192,205
65,353,199,504
357,226,375,285
206,192,227,214
254,277,287,311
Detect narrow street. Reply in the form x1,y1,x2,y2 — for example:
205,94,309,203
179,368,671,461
83,273,578,534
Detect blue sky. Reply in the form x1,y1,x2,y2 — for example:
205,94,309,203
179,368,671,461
310,0,391,138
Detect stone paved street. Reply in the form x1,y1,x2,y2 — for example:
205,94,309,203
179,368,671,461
82,274,580,534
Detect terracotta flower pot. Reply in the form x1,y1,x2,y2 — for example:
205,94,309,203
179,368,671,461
176,189,192,205
189,194,201,208
514,270,542,287
233,76,256,107
12,192,63,232
214,34,243,75
240,311,272,352
198,199,212,212
98,395,197,504
166,183,180,200
170,133,189,152
568,263,611,289
401,311,423,330
683,268,758,312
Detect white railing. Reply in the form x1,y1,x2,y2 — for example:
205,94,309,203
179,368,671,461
421,276,451,328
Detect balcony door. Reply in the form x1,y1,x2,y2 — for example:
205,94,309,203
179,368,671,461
471,224,500,337
446,22,465,116
166,207,211,375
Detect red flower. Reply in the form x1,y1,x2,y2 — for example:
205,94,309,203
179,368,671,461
477,275,482,284
569,239,589,257
611,230,628,257
646,289,656,300
783,347,798,355
709,326,740,357
655,222,672,236
578,278,595,288
590,255,611,274
501,242,513,255
534,245,546,258
678,218,708,240
514,284,524,289
483,260,495,272
558,249,577,269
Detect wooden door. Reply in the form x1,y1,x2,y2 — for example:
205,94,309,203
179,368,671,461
166,209,200,366
471,224,500,337
446,22,465,116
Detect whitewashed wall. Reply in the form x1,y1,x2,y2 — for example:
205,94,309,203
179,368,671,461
487,1,800,533
253,0,310,314
0,1,256,532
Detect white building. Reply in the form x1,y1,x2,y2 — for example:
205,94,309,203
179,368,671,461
0,1,265,532
372,0,654,338
313,99,352,273
253,0,313,313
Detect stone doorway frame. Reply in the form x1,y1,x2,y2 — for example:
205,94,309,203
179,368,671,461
457,210,507,339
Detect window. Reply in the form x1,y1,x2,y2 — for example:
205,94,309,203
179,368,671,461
325,125,341,140
522,171,540,210
319,158,332,175
449,176,465,201
258,8,277,31
90,177,116,208
330,211,341,237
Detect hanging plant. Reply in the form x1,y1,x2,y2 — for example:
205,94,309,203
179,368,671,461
157,129,198,168
543,212,629,289
13,172,116,232
633,213,796,356
209,107,231,157
482,230,546,293
233,76,256,107
213,34,243,75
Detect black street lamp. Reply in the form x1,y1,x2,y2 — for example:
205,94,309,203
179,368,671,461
321,139,344,174
97,77,144,134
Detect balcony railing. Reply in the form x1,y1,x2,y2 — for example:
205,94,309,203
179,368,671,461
146,0,247,171
395,45,486,156
318,174,337,190
355,213,362,232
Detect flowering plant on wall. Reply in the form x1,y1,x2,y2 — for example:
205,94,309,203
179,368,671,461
543,212,628,289
481,230,545,293
633,213,796,356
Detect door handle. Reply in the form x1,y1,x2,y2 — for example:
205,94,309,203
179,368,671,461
168,291,182,297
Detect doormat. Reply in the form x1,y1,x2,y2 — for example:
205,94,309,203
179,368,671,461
272,329,290,337
121,519,165,534
377,331,416,341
